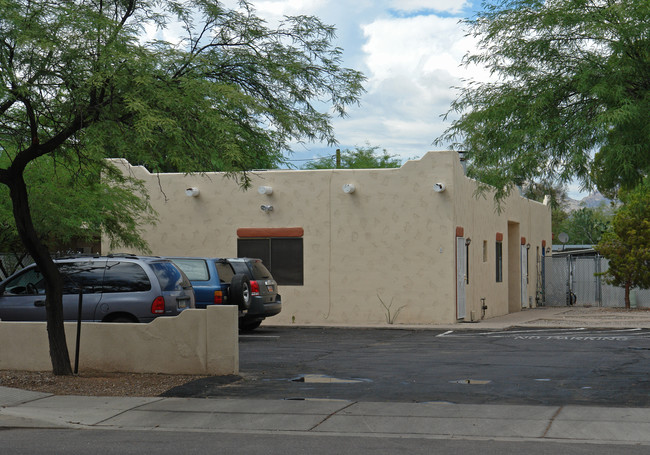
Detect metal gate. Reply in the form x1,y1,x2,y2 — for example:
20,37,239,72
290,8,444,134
543,254,650,308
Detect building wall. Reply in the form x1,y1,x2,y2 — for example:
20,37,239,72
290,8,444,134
451,153,552,320
107,151,551,325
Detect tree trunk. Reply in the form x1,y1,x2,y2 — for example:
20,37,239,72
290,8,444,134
624,281,631,310
7,172,72,375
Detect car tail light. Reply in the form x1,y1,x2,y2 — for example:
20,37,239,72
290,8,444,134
151,296,166,314
214,290,223,304
251,280,260,296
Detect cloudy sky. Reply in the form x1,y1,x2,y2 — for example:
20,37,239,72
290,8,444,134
153,0,588,198
243,0,482,165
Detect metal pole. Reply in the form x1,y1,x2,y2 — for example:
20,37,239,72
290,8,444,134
74,290,83,374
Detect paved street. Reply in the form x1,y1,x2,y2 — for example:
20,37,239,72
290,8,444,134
2,308,650,453
166,326,650,407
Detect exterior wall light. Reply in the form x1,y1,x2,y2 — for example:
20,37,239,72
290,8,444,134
258,186,273,195
342,183,356,194
185,187,200,197
433,183,446,192
261,205,274,213
465,237,472,246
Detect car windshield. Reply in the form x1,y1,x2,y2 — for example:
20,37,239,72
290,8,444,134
1,267,44,295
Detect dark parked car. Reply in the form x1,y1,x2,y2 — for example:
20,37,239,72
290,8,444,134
167,257,281,331
0,255,195,322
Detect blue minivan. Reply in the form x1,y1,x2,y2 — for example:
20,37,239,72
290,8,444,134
167,257,282,331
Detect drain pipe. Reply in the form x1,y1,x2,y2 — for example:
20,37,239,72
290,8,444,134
481,298,487,320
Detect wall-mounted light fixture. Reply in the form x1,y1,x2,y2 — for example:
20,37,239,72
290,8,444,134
433,183,446,193
260,204,274,213
185,187,200,197
258,186,273,195
546,247,551,254
342,183,356,194
465,237,472,246
526,243,531,250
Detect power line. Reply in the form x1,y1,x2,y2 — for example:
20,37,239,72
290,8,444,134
285,154,336,162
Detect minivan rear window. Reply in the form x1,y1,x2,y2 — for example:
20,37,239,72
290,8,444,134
151,262,187,291
104,262,151,293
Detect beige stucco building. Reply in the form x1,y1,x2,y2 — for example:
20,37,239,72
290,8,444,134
106,151,552,326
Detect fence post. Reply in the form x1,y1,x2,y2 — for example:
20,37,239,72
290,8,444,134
595,254,602,307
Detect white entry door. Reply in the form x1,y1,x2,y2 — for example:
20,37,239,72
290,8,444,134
521,245,528,308
457,237,466,319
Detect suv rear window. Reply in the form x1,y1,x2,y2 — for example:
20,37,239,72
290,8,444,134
215,262,235,283
103,262,151,293
248,261,272,280
150,262,187,291
172,259,210,281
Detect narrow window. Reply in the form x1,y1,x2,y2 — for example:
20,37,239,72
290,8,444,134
482,240,488,263
496,241,503,282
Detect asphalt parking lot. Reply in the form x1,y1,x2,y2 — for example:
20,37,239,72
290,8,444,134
166,326,650,406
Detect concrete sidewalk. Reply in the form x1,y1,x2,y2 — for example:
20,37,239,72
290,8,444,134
1,386,650,445
270,306,650,330
2,306,650,445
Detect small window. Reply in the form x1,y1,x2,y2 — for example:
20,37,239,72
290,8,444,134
248,260,273,280
496,242,503,282
58,262,105,294
216,262,236,283
238,237,303,285
483,241,488,263
150,262,186,292
103,262,151,293
172,259,210,281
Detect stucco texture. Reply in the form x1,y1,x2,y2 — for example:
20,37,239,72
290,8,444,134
107,151,551,325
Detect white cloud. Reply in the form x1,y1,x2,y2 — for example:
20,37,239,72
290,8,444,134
361,15,476,87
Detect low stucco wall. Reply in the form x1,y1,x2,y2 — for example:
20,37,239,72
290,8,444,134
0,306,238,375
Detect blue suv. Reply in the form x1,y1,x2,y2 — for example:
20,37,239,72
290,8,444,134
167,257,282,331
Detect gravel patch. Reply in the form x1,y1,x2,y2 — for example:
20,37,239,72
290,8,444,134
0,370,206,397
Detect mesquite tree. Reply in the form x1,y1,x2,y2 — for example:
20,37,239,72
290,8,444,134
0,0,364,374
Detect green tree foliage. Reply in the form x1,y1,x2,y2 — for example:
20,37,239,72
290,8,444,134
0,0,364,374
596,180,650,308
522,181,569,211
555,206,611,245
0,155,156,256
302,145,401,169
437,0,650,200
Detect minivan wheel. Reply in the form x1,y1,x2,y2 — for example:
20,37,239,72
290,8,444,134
230,274,251,311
